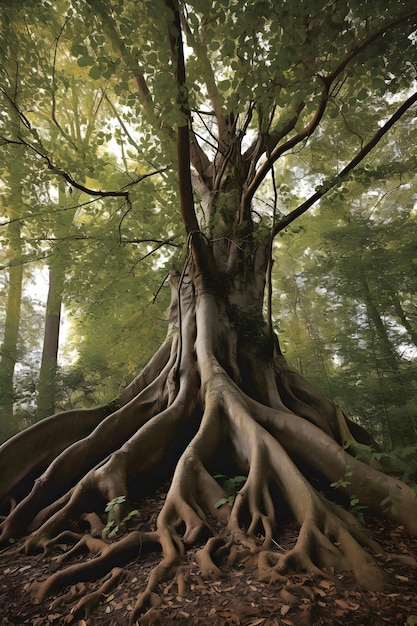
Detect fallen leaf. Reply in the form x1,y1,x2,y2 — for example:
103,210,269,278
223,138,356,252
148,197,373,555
335,599,360,611
279,589,297,604
318,580,333,590
395,575,409,582
335,599,350,609
281,604,291,616
313,586,327,597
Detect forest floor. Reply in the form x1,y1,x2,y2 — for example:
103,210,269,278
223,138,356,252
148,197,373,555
1,483,417,626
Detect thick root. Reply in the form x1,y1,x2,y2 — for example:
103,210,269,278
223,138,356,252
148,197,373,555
1,288,417,626
30,531,156,601
71,567,125,619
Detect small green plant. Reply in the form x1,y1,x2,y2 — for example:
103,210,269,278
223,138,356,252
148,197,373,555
330,464,353,490
214,474,247,509
379,493,401,517
104,496,139,538
330,467,369,522
348,495,368,524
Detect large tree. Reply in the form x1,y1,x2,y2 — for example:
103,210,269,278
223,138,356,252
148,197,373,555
1,0,417,623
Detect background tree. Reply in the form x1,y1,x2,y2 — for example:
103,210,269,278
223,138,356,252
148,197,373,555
274,164,417,447
0,1,417,623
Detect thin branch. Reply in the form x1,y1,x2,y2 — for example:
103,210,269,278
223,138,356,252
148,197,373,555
273,91,417,237
120,238,180,247
326,8,417,84
152,271,171,304
244,88,327,206
0,251,54,271
127,240,178,275
4,134,165,202
266,150,278,339
50,17,78,150
0,88,31,130
244,7,417,202
181,8,228,146
0,198,101,228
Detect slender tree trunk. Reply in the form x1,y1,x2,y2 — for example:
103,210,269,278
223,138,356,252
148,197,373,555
361,275,400,372
360,274,413,445
0,191,23,442
37,183,74,420
36,265,64,420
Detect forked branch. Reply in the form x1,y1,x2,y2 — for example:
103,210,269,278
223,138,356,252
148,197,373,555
272,91,417,236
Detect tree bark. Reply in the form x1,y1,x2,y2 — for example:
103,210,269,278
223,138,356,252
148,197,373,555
36,266,63,420
0,160,24,442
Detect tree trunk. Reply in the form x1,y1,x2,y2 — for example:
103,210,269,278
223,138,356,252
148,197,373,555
36,265,64,420
0,176,24,442
37,181,76,420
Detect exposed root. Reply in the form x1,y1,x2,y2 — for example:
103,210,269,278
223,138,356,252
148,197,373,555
257,508,386,591
0,344,178,544
1,283,417,625
196,537,226,578
30,530,157,601
70,567,125,620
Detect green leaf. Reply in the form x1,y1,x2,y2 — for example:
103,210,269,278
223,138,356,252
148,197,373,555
89,65,102,80
215,497,228,509
105,495,126,512
123,509,139,522
71,42,88,56
208,40,220,51
380,495,392,507
77,56,94,67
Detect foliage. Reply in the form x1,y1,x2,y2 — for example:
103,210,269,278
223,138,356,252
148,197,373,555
273,175,417,447
214,474,247,508
330,442,417,521
104,495,139,538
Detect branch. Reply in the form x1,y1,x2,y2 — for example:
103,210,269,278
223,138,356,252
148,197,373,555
1,132,165,209
88,0,211,189
119,238,180,247
244,89,327,206
273,91,417,236
50,17,78,151
165,0,199,234
181,10,228,147
88,0,151,106
244,7,417,202
0,251,53,271
326,8,417,85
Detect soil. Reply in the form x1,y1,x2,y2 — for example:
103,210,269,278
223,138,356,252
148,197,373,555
1,483,417,626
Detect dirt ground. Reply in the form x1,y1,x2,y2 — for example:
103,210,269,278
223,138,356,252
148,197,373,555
1,483,417,626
